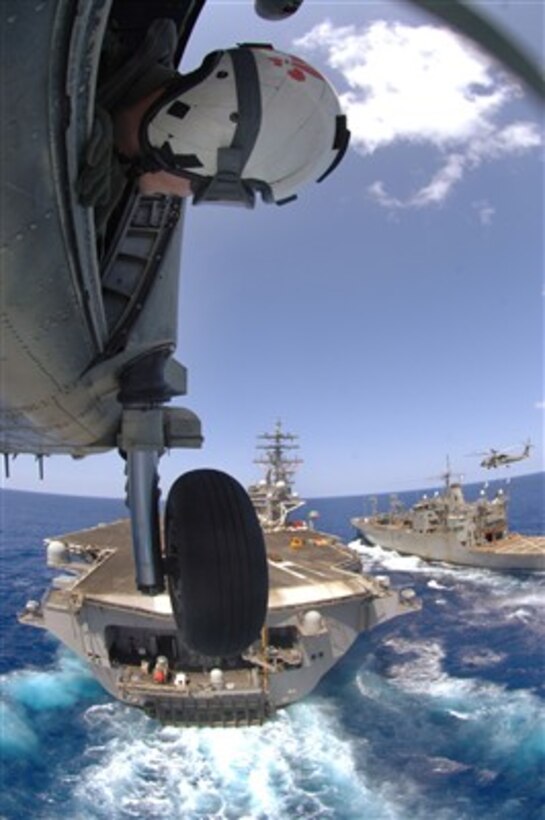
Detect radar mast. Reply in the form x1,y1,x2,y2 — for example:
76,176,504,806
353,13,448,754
249,420,305,529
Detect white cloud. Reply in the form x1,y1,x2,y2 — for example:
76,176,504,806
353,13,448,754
294,20,543,209
472,200,496,225
535,401,545,410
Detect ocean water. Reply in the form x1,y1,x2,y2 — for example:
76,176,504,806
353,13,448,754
0,473,543,819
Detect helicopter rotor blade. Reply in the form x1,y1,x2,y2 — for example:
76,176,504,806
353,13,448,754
407,0,545,100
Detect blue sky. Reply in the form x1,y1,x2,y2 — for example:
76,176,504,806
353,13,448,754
4,0,543,499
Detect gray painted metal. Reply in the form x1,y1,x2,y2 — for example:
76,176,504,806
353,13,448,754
126,450,164,592
1,0,206,622
0,0,198,457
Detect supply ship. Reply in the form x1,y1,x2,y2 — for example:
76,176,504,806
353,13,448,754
19,423,419,726
352,468,545,571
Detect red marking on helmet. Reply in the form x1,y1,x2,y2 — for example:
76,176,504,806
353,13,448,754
288,67,306,82
290,56,324,81
267,55,324,83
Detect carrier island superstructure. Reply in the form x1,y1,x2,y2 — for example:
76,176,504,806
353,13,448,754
20,423,419,726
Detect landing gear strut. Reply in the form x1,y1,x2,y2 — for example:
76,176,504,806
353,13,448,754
126,449,164,594
123,412,268,657
120,352,268,658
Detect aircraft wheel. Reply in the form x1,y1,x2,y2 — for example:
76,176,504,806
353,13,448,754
164,469,268,657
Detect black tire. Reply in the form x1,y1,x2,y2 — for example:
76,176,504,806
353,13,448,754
164,469,269,657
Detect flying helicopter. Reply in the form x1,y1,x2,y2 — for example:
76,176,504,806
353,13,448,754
476,441,533,470
1,0,543,661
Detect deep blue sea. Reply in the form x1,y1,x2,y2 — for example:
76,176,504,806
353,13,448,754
1,473,544,819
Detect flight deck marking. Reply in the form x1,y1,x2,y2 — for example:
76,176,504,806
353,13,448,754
268,560,307,580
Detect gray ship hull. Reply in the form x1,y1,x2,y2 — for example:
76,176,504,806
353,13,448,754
353,519,545,571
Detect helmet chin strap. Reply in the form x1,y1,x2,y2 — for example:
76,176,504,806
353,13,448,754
192,147,256,207
192,49,263,206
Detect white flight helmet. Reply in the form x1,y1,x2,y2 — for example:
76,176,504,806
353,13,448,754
138,44,350,206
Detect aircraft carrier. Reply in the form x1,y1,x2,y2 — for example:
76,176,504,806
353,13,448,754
19,425,419,726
